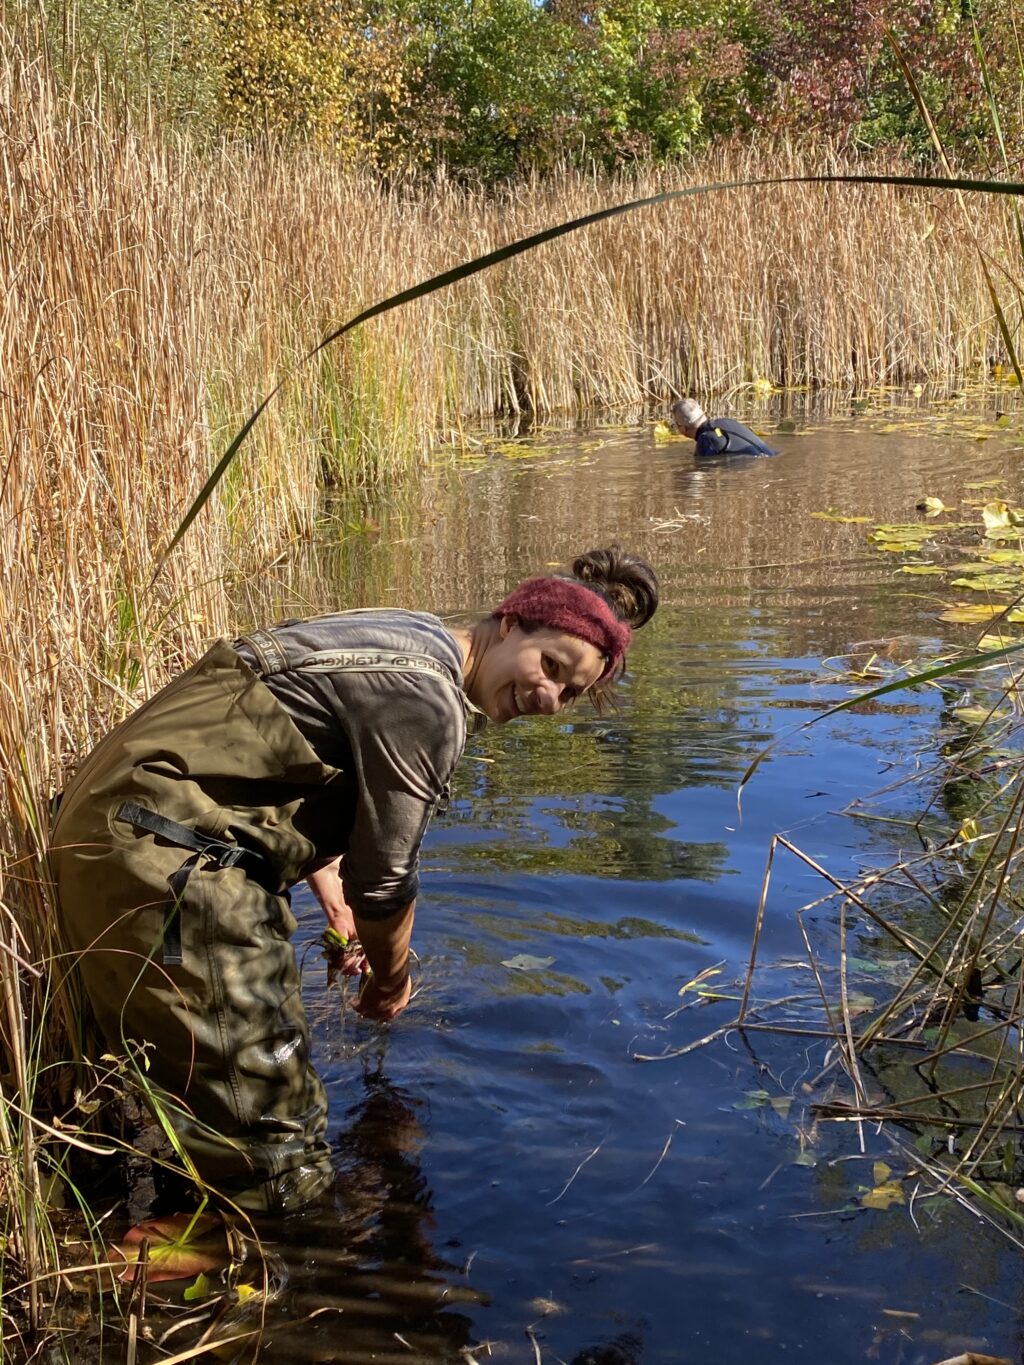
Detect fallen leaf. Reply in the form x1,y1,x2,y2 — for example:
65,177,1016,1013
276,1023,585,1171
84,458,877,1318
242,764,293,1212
982,500,1023,533
938,603,1007,624
114,1212,230,1284
949,573,1020,592
183,1272,216,1302
501,954,555,971
860,1162,905,1210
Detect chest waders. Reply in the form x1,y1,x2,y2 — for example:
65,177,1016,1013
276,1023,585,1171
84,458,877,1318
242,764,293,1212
48,641,366,1214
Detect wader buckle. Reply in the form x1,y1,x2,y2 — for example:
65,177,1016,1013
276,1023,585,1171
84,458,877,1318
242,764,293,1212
116,801,265,967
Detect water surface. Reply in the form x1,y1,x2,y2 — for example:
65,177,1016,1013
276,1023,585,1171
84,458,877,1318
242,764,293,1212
248,398,1024,1364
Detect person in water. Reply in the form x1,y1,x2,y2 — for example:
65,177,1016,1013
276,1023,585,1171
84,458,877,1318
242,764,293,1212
48,547,658,1214
671,397,777,457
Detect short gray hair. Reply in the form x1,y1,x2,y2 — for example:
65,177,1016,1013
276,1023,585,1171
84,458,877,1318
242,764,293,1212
671,397,705,429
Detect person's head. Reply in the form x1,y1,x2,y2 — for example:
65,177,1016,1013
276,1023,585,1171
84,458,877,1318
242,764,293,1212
463,547,658,725
671,397,706,438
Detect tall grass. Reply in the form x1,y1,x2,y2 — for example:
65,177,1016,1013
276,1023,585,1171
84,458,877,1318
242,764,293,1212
3,8,1024,1342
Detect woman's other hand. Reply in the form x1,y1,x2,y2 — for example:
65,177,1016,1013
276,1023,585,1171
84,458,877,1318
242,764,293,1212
307,857,367,975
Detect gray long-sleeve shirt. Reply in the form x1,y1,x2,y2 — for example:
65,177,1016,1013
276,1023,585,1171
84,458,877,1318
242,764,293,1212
234,609,480,916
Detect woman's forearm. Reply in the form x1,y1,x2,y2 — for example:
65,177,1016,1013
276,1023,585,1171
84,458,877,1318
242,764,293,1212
353,901,415,990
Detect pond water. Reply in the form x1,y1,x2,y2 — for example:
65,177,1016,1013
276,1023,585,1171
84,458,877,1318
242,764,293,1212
238,398,1024,1364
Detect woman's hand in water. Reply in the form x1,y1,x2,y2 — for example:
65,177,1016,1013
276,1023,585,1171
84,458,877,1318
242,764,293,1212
307,858,366,975
354,971,412,1022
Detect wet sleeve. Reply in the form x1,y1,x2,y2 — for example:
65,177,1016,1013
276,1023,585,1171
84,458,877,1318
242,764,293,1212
335,672,465,919
695,426,728,456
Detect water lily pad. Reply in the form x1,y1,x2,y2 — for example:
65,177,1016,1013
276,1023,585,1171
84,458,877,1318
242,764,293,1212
898,564,945,575
939,603,1010,623
977,632,1024,650
949,574,1020,592
983,500,1024,533
915,496,946,515
501,954,555,971
114,1212,229,1284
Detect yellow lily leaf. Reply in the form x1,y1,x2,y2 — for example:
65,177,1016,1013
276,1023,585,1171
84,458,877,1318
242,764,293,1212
861,1164,905,1210
938,603,1007,623
982,500,1024,533
915,496,946,516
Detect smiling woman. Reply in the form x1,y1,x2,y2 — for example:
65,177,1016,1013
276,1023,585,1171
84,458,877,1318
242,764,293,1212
46,546,657,1215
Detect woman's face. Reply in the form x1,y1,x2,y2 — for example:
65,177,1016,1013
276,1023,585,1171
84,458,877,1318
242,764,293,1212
469,617,606,725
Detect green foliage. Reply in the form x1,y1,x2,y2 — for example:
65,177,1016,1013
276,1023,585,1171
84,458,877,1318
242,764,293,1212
22,0,1024,176
31,0,221,124
201,0,409,156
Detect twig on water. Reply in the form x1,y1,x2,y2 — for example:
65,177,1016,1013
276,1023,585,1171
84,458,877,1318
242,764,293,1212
545,1143,603,1206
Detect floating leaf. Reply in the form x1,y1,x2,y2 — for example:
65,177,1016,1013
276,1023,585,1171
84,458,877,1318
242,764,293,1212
769,1095,793,1118
977,632,1023,651
898,564,945,575
183,1272,216,1302
860,1167,905,1211
954,706,1000,725
846,991,876,1016
966,479,1006,489
982,500,1024,533
653,422,680,443
949,573,1020,592
501,954,555,971
915,496,946,515
938,603,1008,623
236,1282,260,1304
983,550,1024,565
114,1212,229,1285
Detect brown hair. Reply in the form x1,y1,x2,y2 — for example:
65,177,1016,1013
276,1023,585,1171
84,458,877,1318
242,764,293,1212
503,546,658,709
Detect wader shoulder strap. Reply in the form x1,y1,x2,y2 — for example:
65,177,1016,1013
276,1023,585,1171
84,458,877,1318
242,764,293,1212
236,634,464,695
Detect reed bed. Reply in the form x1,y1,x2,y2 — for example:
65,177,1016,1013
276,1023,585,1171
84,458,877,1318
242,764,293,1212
3,16,1024,1342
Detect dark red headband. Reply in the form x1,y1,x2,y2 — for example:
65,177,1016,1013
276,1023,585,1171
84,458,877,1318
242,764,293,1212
496,577,632,679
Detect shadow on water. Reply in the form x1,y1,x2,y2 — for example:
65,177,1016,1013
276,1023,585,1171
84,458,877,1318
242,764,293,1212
233,397,1024,1363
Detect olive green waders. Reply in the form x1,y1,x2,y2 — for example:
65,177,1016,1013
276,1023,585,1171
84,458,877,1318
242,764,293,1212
48,641,347,1214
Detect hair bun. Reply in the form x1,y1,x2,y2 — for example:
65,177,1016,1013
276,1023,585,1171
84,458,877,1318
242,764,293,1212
570,547,658,630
